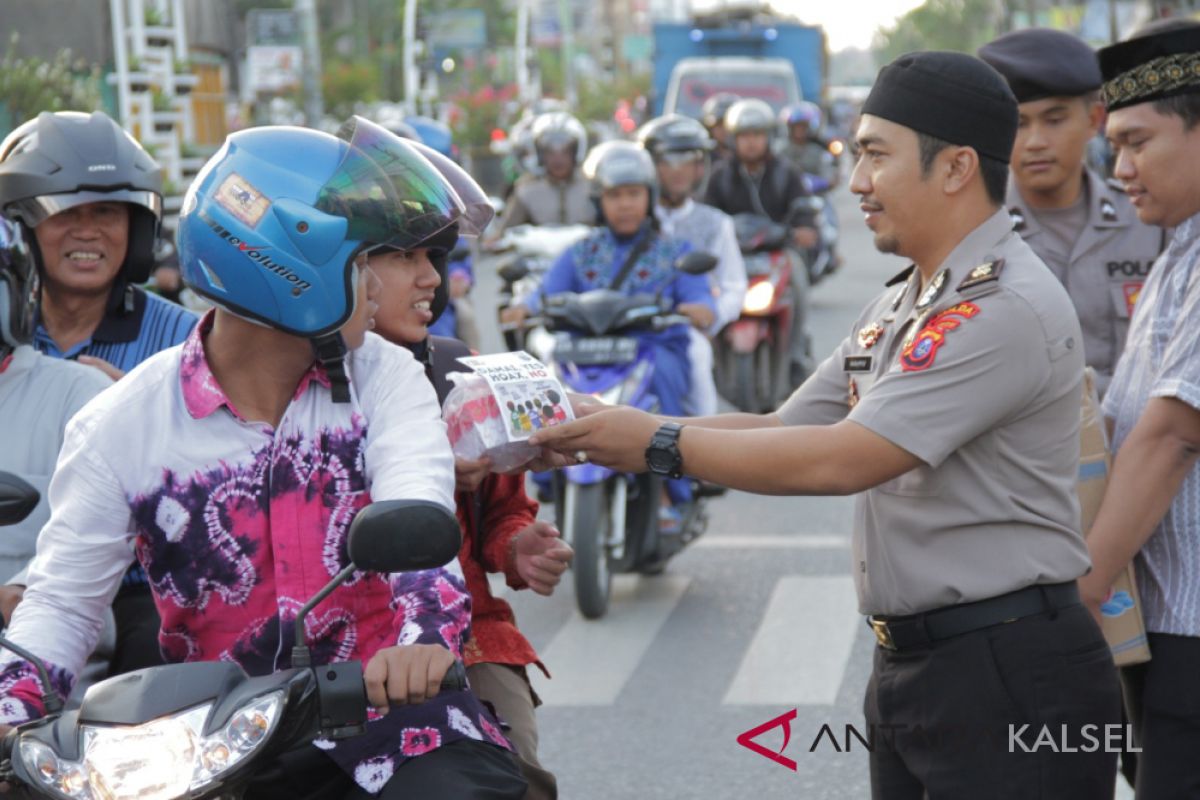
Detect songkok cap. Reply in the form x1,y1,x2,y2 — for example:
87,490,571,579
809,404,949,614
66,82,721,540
978,28,1102,103
861,51,1018,163
1099,24,1200,111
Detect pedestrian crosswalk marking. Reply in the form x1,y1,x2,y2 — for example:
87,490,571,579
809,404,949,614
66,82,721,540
531,574,691,706
723,575,859,706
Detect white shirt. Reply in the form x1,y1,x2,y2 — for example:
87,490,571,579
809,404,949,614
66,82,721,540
656,199,748,332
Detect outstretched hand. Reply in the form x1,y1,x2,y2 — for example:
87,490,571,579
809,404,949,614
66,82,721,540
528,405,661,473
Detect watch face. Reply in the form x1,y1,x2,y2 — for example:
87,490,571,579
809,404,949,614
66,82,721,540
647,447,676,473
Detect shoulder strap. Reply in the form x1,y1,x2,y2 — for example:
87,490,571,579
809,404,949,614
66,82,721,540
428,335,474,405
427,335,487,560
608,231,656,292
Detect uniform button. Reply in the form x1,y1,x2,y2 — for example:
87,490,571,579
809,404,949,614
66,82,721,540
1066,337,1075,349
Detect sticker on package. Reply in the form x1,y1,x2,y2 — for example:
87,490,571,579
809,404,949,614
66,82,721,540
442,352,574,472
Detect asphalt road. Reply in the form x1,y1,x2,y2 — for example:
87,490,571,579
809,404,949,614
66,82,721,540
469,181,1135,800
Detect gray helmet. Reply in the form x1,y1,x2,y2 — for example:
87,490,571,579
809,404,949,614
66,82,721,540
700,92,740,129
636,114,714,160
0,111,163,283
725,99,778,136
583,141,657,195
531,111,588,166
0,217,37,357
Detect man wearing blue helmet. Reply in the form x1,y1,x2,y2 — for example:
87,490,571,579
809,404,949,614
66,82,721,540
778,102,840,192
0,122,526,798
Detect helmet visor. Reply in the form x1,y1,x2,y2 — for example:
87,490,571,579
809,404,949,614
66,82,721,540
324,117,465,251
9,189,162,228
400,134,494,237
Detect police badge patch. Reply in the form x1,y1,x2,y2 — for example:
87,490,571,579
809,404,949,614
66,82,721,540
900,302,981,372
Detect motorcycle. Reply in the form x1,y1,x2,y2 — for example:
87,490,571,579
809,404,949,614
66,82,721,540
791,192,840,286
510,253,717,620
0,472,469,800
717,213,809,413
491,224,592,354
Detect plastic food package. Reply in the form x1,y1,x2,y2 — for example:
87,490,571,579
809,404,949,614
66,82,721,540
443,372,539,472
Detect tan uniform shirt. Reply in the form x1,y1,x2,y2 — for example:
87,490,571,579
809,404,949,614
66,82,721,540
777,210,1091,615
500,171,594,229
1007,169,1165,395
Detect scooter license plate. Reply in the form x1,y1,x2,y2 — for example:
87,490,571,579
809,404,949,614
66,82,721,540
555,335,639,365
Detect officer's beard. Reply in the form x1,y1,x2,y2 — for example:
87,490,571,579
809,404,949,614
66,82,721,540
873,232,902,256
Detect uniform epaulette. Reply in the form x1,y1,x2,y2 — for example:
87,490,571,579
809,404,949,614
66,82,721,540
885,264,916,287
955,259,1005,299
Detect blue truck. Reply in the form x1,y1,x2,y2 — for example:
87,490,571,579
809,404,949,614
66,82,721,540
651,12,828,119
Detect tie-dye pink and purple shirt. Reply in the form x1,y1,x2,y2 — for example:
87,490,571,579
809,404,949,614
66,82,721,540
0,313,510,792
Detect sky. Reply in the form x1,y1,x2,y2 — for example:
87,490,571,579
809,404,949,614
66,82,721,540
688,0,929,52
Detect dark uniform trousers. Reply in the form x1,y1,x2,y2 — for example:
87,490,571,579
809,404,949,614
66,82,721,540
1120,633,1200,799
864,604,1122,799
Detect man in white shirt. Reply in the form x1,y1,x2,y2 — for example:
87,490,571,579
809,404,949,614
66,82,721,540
639,115,747,416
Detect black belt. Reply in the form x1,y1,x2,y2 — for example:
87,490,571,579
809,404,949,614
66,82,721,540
867,582,1080,651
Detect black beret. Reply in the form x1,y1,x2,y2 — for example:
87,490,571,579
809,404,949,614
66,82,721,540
1099,25,1200,111
862,51,1018,163
978,28,1101,103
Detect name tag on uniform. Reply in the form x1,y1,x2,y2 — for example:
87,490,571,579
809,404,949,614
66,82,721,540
844,355,873,372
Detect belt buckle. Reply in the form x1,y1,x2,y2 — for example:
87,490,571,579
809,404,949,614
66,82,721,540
869,617,896,650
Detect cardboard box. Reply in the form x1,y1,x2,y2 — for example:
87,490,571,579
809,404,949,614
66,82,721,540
1078,369,1151,667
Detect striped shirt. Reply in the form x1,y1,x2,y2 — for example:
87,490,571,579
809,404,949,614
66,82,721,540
33,284,197,588
33,285,197,373
1104,212,1200,636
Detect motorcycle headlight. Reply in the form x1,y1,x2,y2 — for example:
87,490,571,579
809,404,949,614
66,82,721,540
743,281,776,314
18,691,284,800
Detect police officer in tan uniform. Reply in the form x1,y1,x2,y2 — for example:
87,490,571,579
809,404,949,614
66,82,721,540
980,28,1166,395
528,51,1121,799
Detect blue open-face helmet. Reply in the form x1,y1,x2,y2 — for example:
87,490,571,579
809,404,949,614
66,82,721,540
178,123,476,400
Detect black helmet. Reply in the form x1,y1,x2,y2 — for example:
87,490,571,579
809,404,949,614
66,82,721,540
636,114,714,160
0,111,163,283
700,93,740,129
725,99,778,136
0,217,37,357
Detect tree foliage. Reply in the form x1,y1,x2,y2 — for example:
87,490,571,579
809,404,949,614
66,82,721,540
874,0,1001,63
0,34,101,131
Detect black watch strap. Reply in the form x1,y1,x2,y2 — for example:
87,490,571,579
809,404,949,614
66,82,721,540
645,422,685,479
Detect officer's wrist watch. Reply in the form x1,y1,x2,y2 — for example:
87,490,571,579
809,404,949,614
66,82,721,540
645,422,685,479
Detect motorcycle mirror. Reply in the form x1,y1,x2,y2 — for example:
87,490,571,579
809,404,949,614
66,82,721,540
347,500,462,574
499,259,531,284
675,252,718,275
0,472,39,526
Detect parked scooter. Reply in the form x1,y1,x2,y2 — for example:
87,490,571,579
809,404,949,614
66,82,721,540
510,253,717,619
491,224,592,353
0,472,468,800
717,213,808,413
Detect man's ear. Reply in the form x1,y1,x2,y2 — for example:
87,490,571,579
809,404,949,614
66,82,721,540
942,146,980,197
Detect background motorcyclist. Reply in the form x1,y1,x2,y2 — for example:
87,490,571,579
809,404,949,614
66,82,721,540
0,110,198,678
778,101,840,192
502,142,715,531
700,92,740,164
496,112,594,232
704,98,817,384
362,131,573,794
638,114,746,417
0,122,527,799
0,217,110,598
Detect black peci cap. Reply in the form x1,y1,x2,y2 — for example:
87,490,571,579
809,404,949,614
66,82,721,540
1099,25,1200,111
978,28,1102,103
861,51,1019,163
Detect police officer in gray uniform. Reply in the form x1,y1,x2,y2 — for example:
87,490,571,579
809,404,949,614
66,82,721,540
528,51,1123,799
979,28,1166,396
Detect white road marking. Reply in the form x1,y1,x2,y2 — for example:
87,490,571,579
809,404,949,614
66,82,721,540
531,574,691,706
723,575,860,706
